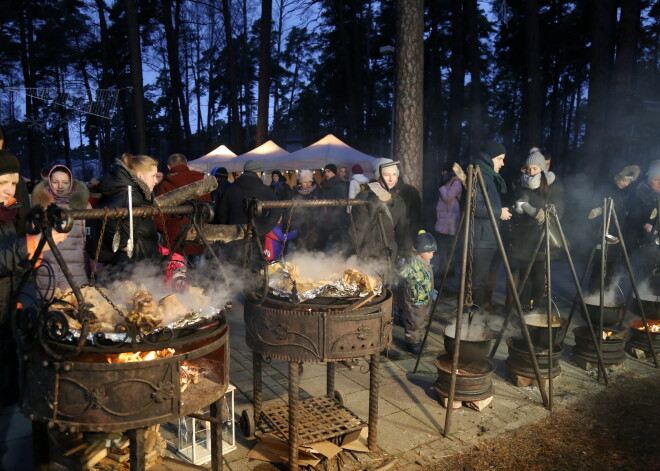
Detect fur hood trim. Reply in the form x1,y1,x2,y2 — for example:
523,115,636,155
32,179,90,210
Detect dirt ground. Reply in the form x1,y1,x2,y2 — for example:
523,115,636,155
424,368,660,471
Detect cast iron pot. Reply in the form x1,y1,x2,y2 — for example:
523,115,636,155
443,324,493,363
524,313,568,348
583,297,625,326
635,296,660,320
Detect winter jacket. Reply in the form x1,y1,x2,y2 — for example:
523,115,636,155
156,164,211,256
0,214,31,323
509,175,563,261
627,181,660,248
264,223,299,261
96,159,159,264
217,171,279,235
435,177,462,236
473,154,505,249
32,180,90,297
351,184,411,283
270,180,294,201
393,181,422,242
348,174,370,200
211,178,231,224
291,184,322,251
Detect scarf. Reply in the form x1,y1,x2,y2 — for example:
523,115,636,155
521,171,556,189
476,158,507,194
47,164,74,205
0,198,18,224
297,183,316,196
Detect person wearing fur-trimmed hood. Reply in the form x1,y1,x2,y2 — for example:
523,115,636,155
32,164,91,298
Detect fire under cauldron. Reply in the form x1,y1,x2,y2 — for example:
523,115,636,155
243,290,393,470
628,319,660,356
506,337,562,381
572,326,627,368
433,354,495,402
14,201,232,471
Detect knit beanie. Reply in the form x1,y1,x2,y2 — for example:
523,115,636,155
0,150,20,176
325,163,337,175
299,169,314,183
525,147,546,170
351,164,363,175
244,159,262,173
480,140,507,159
212,166,229,178
647,160,660,183
414,230,437,253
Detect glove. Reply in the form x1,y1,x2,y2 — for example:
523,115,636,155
521,202,538,217
432,289,438,301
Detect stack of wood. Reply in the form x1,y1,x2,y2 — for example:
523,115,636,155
56,425,166,470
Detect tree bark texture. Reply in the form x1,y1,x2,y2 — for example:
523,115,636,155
256,0,273,146
394,0,424,194
446,0,464,163
465,0,482,158
522,0,543,151
584,0,616,171
222,0,243,153
125,0,147,154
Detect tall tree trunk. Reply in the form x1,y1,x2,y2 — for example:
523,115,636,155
584,0,616,172
522,0,543,151
446,0,464,162
125,0,147,154
256,0,272,145
222,0,243,152
18,0,42,180
162,0,192,156
393,0,424,193
610,0,642,159
465,0,482,158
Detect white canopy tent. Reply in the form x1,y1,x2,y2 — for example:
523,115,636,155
266,134,377,174
187,144,237,173
224,140,290,173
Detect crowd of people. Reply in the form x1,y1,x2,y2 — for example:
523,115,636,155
1,131,659,407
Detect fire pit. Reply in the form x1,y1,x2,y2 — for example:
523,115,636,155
572,326,627,369
433,354,495,401
506,337,562,384
12,202,231,471
628,319,660,356
243,290,393,470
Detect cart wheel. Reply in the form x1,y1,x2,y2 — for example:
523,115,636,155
240,409,255,437
333,389,346,406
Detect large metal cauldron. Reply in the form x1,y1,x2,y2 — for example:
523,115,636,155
21,323,229,433
244,291,393,362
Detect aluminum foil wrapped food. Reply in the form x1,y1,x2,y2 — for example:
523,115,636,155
267,260,383,302
51,283,223,341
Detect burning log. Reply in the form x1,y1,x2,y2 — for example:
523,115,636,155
154,176,217,207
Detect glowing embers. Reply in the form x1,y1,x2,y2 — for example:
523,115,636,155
106,348,176,363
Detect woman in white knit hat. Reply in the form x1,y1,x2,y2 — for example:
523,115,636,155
509,147,563,312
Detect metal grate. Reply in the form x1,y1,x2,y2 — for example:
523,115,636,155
259,396,366,445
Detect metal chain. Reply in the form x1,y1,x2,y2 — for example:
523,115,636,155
465,169,477,307
91,208,110,280
278,201,297,259
57,283,126,320
155,204,172,250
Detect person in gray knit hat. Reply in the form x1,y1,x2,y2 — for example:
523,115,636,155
509,147,563,311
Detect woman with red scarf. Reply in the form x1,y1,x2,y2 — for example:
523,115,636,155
32,164,91,299
0,150,68,406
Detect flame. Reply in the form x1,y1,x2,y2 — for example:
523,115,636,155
107,348,176,363
637,324,660,333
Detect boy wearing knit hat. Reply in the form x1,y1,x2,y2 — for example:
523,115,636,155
398,230,437,354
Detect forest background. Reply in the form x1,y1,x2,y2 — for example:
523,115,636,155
0,0,658,208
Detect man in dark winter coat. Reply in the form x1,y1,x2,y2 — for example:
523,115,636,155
317,163,349,251
156,153,212,256
217,160,279,234
211,167,231,224
0,150,68,406
393,177,422,243
472,141,512,310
